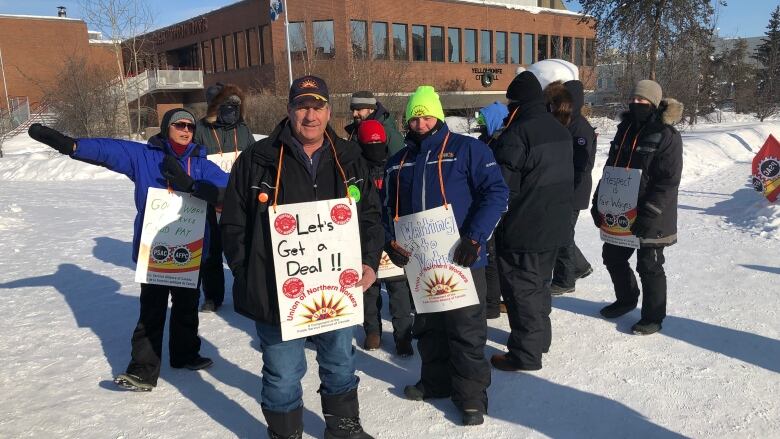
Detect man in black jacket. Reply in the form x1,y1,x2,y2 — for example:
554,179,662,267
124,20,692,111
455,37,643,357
220,76,380,439
591,79,683,336
193,82,255,312
549,80,597,295
490,71,574,372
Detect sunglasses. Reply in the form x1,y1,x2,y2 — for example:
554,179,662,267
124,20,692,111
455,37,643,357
171,121,196,132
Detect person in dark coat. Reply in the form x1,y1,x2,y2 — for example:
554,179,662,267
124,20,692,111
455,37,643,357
382,85,509,426
220,76,380,439
489,71,574,372
193,82,254,312
355,119,415,356
544,80,597,296
27,108,229,391
591,79,683,336
344,90,405,156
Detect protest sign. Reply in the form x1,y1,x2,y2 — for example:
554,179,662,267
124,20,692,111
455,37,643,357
377,251,405,280
596,166,642,249
207,151,240,174
394,205,479,313
751,134,780,203
269,198,363,341
136,188,207,288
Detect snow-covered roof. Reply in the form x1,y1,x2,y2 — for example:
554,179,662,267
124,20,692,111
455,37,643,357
0,13,81,22
449,0,586,17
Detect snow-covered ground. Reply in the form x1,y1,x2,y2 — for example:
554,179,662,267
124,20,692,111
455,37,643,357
1,121,779,439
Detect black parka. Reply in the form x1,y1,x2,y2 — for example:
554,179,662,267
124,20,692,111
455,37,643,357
492,101,574,253
592,99,684,247
220,120,384,323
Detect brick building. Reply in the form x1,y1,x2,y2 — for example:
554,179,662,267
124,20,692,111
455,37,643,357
130,0,595,125
0,10,115,115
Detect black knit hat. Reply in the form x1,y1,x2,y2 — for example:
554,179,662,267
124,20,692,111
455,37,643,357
350,91,377,111
506,71,544,105
205,82,224,105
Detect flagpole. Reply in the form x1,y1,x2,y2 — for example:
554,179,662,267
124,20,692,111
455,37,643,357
283,0,293,86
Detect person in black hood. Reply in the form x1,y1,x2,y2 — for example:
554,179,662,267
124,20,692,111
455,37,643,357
220,76,379,439
344,90,405,156
193,83,255,313
489,71,573,372
591,79,683,336
544,80,597,296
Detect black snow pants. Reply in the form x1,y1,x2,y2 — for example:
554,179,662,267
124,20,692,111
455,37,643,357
602,243,667,324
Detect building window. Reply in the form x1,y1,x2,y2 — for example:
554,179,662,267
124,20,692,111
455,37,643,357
213,37,225,72
464,28,476,63
537,34,548,61
586,38,596,66
412,25,426,61
496,31,507,64
393,23,408,61
351,20,368,59
480,30,492,63
261,25,271,64
372,22,388,60
431,26,444,62
235,31,247,69
575,37,584,65
551,35,561,59
523,33,534,65
448,27,461,62
247,28,260,66
510,32,520,64
563,36,572,61
202,40,213,73
224,34,235,70
313,20,335,59
289,21,307,60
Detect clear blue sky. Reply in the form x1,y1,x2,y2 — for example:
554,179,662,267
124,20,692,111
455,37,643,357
1,0,777,38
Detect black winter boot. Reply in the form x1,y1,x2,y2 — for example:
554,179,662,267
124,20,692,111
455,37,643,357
321,389,373,439
262,406,303,439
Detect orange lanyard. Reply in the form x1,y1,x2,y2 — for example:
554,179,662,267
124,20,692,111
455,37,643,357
210,127,239,155
272,130,350,213
612,123,644,169
166,156,191,193
394,132,451,222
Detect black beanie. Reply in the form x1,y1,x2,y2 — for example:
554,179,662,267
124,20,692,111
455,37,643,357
506,71,544,105
205,82,225,105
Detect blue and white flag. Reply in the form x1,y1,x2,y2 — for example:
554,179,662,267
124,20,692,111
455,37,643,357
270,0,284,21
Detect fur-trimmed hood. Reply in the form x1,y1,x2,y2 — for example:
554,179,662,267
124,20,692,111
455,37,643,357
621,98,684,126
206,83,246,122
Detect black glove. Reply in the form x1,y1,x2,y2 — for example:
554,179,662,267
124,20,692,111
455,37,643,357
384,240,410,267
590,204,602,228
630,211,658,238
452,237,480,267
28,123,75,155
162,155,195,192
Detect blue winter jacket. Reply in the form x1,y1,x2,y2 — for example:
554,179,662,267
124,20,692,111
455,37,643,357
382,123,509,269
72,138,229,262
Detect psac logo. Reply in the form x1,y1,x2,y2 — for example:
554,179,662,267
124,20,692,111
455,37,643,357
410,105,429,117
151,244,192,265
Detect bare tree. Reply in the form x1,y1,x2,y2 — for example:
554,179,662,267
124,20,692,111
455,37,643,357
44,57,128,137
80,0,154,137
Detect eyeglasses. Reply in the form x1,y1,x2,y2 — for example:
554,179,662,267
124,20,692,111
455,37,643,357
171,121,196,132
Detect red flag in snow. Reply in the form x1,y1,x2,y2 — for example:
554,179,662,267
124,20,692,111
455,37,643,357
752,134,780,203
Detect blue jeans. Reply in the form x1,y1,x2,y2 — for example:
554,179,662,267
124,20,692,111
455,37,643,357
255,321,358,413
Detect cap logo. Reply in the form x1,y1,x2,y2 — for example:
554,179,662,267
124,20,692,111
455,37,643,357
370,133,381,141
299,79,318,89
411,105,429,117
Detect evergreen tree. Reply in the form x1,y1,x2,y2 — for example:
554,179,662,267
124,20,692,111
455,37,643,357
754,5,780,121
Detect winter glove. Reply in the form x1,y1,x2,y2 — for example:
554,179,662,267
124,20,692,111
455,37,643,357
630,209,658,238
452,237,480,267
162,155,195,192
28,123,75,155
384,240,411,267
590,204,602,228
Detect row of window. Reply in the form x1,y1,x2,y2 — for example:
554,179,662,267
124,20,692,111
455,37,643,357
200,25,272,74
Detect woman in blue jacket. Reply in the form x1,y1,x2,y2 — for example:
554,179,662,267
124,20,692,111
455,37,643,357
28,108,229,391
